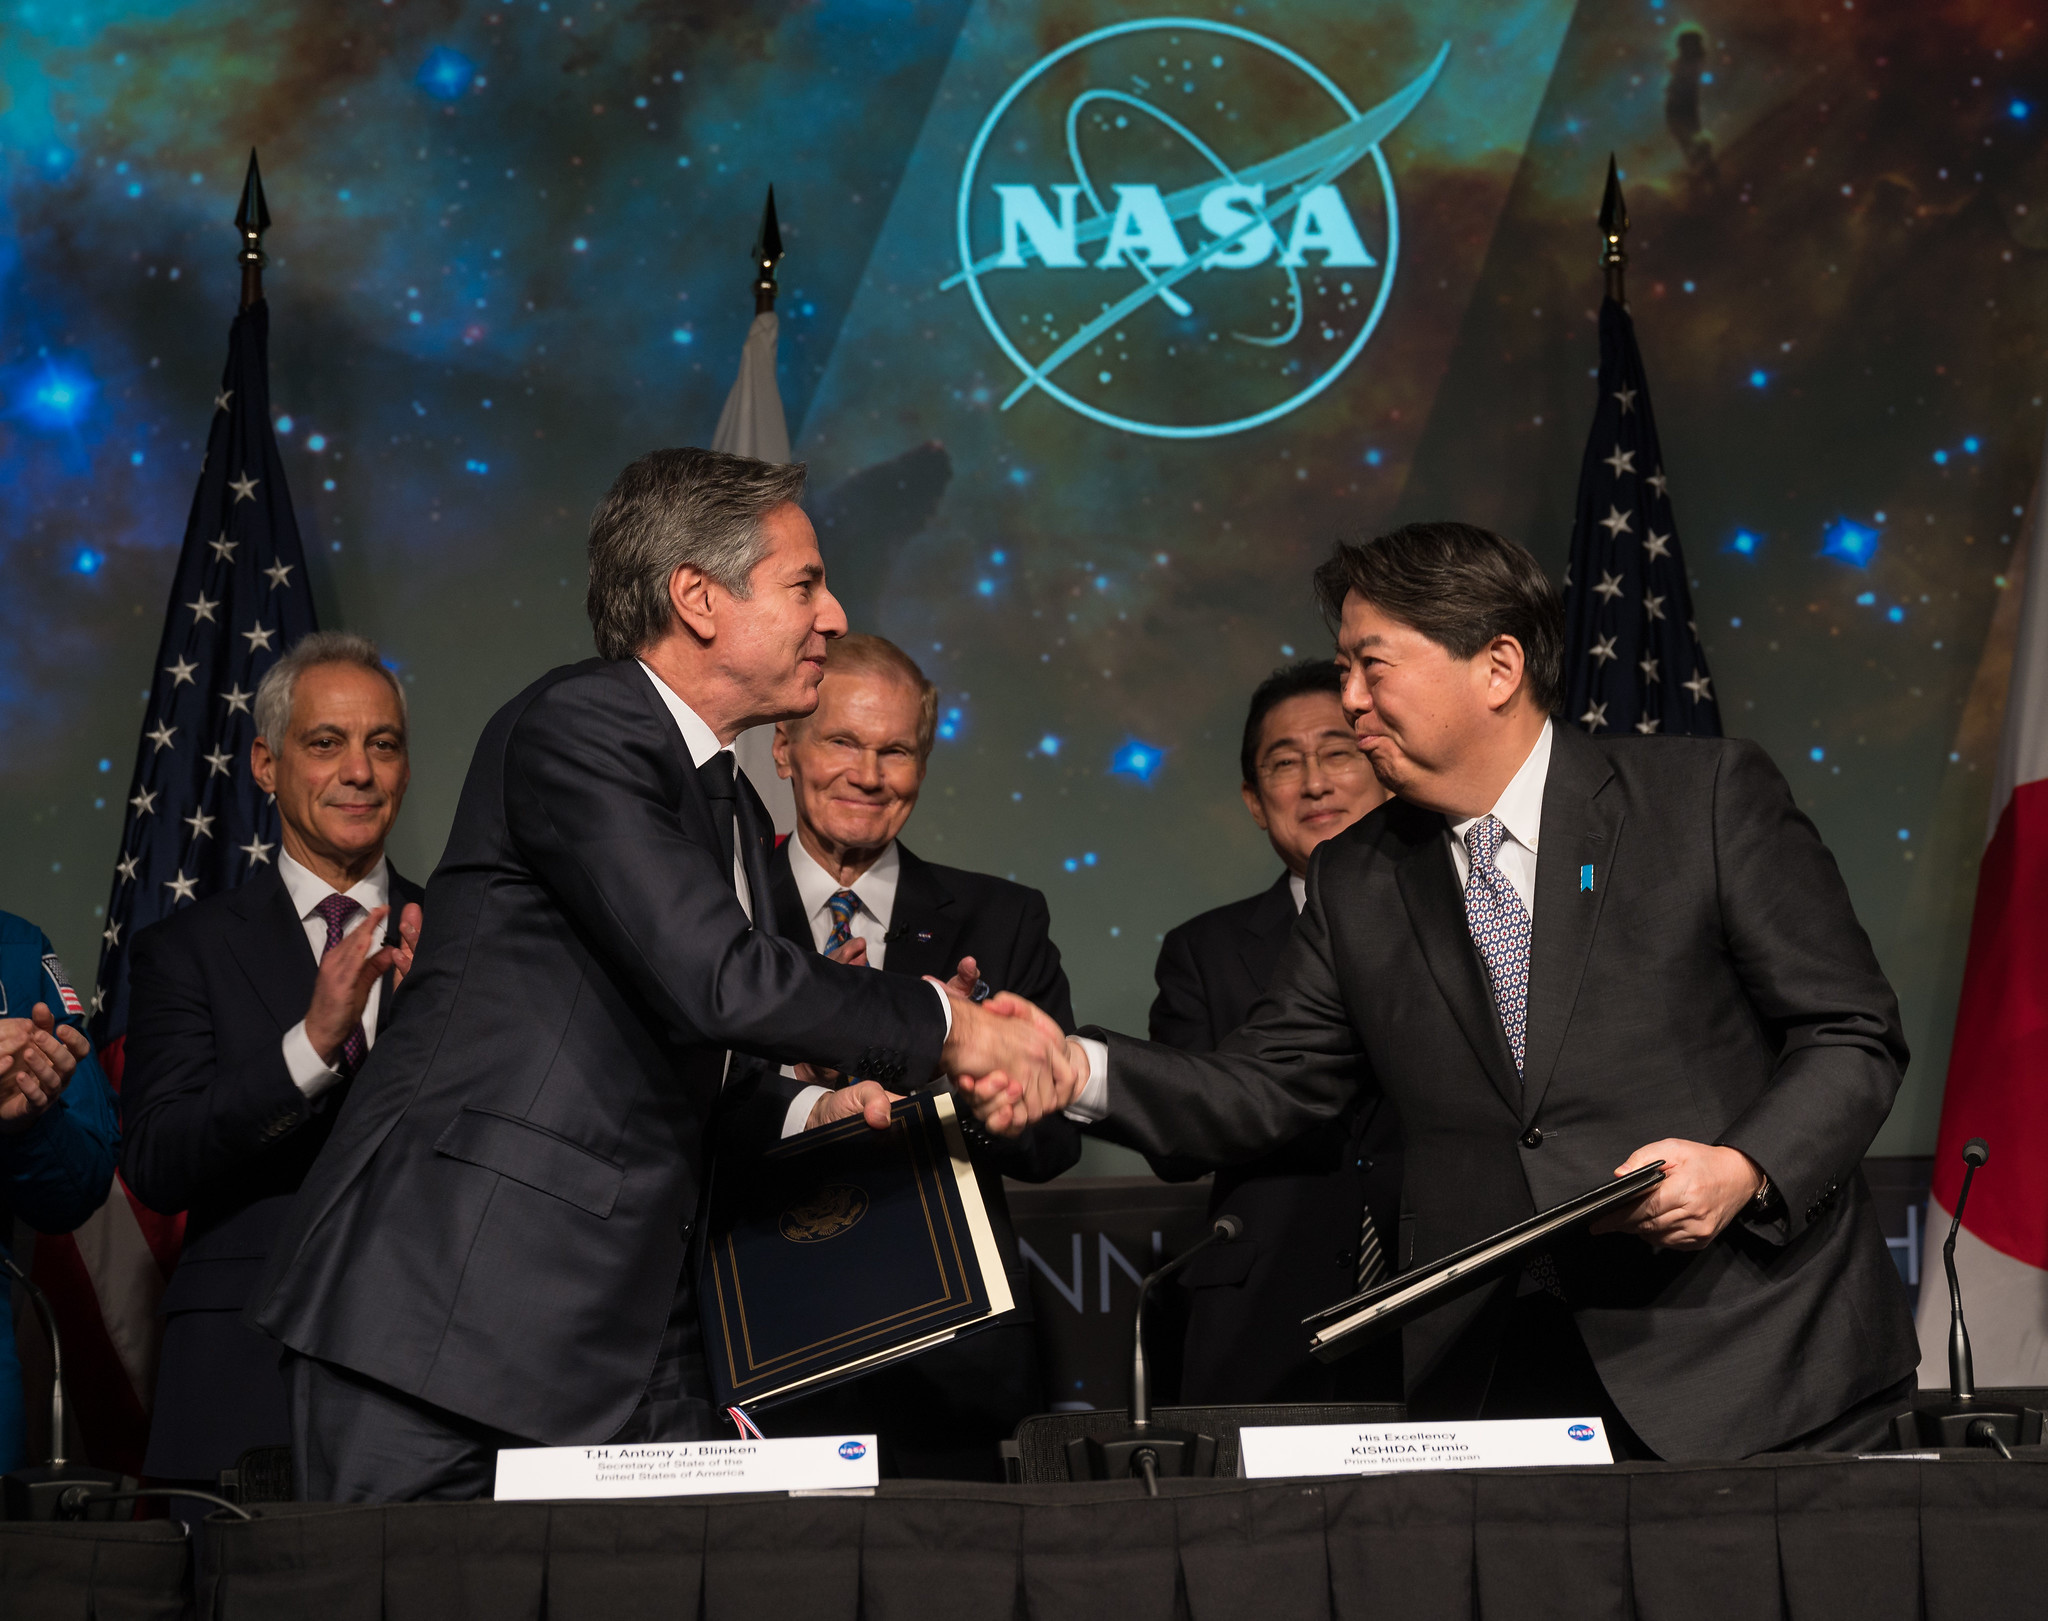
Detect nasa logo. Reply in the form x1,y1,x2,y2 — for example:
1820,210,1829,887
1567,1424,1598,1443
946,19,1447,439
839,1440,868,1461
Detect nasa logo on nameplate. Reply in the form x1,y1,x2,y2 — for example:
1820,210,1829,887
1237,1417,1613,1478
493,1435,881,1500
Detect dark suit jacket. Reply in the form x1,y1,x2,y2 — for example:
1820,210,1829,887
248,659,949,1446
1148,873,1402,1405
1085,725,1918,1460
123,862,423,1478
761,836,1080,1478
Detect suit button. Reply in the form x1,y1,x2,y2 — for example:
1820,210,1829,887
1521,1128,1544,1148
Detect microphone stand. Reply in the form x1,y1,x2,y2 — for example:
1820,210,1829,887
0,1252,125,1519
1068,1216,1241,1494
1899,1139,2043,1453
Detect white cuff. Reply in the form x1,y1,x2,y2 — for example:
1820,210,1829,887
926,978,954,1040
1064,1036,1110,1123
782,1085,830,1139
282,1021,344,1100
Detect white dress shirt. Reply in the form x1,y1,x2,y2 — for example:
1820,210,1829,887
1287,872,1307,914
638,660,752,918
788,835,902,968
279,850,391,1100
1064,720,1556,1124
635,662,948,1135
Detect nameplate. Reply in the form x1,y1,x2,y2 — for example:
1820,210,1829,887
493,1435,880,1500
1238,1417,1613,1478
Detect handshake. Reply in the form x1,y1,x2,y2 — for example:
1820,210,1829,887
802,962,1092,1136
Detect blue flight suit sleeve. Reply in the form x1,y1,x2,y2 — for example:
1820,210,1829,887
0,919,119,1235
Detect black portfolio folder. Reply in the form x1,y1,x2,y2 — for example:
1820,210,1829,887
1302,1161,1667,1362
699,1089,1013,1410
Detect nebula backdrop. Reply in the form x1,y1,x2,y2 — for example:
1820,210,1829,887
2,1,2042,1160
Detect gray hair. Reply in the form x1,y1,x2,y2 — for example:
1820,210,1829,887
585,447,809,661
254,630,408,753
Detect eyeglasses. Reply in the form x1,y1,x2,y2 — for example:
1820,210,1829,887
1258,744,1374,788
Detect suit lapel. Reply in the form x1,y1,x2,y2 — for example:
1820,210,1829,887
1519,728,1624,1124
763,839,811,945
880,844,961,982
733,771,777,928
1392,806,1523,1116
1234,874,1299,990
224,866,319,1034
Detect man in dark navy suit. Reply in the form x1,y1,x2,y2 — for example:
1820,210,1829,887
1148,659,1402,1405
123,630,423,1496
249,451,1071,1501
761,633,1080,1478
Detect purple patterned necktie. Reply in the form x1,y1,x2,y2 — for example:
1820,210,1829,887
823,890,860,956
1461,814,1531,1077
313,892,370,1079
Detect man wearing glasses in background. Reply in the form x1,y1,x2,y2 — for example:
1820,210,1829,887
1145,660,1402,1406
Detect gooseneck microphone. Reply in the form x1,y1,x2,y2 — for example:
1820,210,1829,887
0,1252,124,1519
1897,1135,2044,1453
1944,1137,1989,1404
1130,1216,1242,1435
1068,1216,1245,1493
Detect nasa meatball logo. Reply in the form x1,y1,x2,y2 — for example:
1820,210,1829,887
1567,1424,1597,1442
839,1440,868,1461
945,19,1446,439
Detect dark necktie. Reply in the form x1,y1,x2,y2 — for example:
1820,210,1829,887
697,751,739,892
313,893,370,1079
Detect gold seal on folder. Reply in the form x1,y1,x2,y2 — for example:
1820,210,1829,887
778,1182,870,1243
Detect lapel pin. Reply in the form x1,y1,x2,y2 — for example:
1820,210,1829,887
1580,864,1595,893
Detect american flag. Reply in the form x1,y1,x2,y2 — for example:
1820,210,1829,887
30,297,315,1473
1561,297,1720,738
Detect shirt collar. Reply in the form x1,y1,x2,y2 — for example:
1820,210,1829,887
278,848,390,920
1449,719,1553,855
788,833,901,931
636,659,729,770
1287,873,1307,914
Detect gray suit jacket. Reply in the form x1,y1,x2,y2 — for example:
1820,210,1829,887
249,659,948,1445
1084,724,1917,1459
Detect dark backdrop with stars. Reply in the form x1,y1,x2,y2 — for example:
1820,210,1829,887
2,0,2041,1164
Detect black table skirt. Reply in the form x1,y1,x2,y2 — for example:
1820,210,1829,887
11,1454,2048,1620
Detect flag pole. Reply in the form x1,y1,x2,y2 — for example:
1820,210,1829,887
236,150,270,311
752,186,783,317
1598,154,1627,308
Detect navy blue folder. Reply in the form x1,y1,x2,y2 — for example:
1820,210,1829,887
700,1089,1012,1410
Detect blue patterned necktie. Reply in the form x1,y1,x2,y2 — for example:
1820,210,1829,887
1462,814,1531,1077
823,889,860,956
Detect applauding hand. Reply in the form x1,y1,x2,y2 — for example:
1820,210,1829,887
0,1003,91,1134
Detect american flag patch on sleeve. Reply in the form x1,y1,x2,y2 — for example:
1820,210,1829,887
41,953,85,1017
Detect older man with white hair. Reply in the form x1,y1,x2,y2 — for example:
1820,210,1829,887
124,629,424,1499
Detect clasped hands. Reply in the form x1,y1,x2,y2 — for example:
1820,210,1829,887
803,950,1087,1134
0,1003,92,1135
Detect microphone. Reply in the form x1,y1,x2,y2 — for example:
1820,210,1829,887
1945,1137,1988,1403
0,1251,124,1519
1131,1216,1241,1431
1069,1216,1244,1493
1897,1136,2044,1453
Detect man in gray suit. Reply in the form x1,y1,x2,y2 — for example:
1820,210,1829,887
968,521,1917,1460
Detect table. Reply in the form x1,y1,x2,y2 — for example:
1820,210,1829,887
67,1450,2048,1620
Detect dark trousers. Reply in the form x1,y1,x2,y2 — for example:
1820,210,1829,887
289,1274,720,1502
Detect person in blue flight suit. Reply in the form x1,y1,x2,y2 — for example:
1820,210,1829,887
0,910,119,1472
